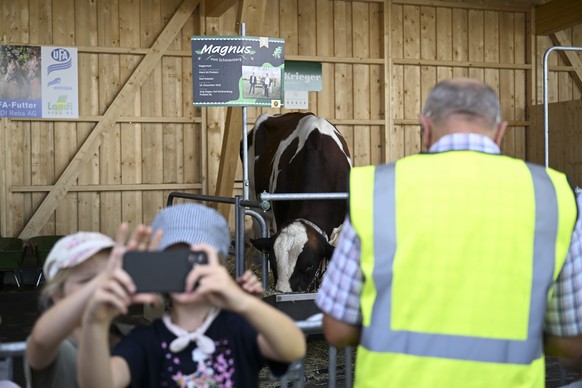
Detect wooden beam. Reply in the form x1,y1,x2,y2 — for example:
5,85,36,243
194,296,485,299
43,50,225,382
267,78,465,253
204,0,238,17
18,0,200,239
236,0,268,36
536,0,582,35
550,31,582,93
214,0,268,220
215,107,242,216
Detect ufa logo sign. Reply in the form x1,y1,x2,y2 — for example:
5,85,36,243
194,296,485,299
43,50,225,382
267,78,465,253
50,48,70,62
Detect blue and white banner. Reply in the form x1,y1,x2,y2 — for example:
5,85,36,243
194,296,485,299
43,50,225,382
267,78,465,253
0,45,78,118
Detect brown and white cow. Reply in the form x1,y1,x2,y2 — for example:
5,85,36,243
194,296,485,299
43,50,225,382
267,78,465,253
242,112,352,293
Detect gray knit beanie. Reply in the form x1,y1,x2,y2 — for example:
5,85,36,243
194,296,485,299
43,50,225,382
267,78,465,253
151,203,231,256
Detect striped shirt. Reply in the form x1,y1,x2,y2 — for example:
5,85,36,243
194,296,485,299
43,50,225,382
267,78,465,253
315,133,582,337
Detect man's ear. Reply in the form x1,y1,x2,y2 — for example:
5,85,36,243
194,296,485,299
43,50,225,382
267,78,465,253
419,114,432,150
493,121,508,147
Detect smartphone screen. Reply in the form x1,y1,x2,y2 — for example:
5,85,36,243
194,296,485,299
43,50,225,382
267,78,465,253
122,250,208,293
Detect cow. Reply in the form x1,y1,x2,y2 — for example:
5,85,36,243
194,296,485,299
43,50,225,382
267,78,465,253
242,112,352,293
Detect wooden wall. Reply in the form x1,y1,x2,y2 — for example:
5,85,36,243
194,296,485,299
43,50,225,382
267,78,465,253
1,0,580,239
529,100,582,187
0,0,204,238
526,22,582,186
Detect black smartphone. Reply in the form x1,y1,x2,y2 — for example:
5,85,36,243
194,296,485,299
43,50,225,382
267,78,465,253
122,249,208,293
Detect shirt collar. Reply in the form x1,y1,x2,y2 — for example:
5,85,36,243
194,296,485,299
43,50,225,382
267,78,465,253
428,133,501,155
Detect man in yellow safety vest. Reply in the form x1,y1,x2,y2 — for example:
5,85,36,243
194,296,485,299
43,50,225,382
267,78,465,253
316,77,582,387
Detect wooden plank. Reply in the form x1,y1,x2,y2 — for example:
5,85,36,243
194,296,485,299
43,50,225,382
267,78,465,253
353,1,371,167
141,0,165,227
215,107,242,213
369,2,383,165
535,0,582,36
4,0,31,236
574,24,582,100
204,14,223,199
468,9,484,80
120,0,144,229
19,0,201,238
298,0,316,56
236,0,268,36
53,0,78,235
334,1,354,157
514,13,527,160
280,0,298,55
205,0,237,17
403,5,419,60
436,7,452,85
385,0,398,162
499,12,516,157
403,3,420,159
75,0,100,232
550,31,582,94
452,8,468,79
420,4,436,138
316,0,334,117
184,5,202,192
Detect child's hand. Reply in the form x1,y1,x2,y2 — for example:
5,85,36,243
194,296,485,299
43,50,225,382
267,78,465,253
178,245,251,312
237,270,264,298
83,246,134,325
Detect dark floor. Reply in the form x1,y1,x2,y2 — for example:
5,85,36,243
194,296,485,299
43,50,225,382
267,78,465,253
0,256,579,387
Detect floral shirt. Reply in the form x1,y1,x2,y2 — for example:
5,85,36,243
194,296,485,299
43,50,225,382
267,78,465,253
112,311,288,388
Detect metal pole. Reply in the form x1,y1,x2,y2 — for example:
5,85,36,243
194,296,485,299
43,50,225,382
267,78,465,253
241,22,249,201
245,209,270,289
260,192,348,201
542,46,582,168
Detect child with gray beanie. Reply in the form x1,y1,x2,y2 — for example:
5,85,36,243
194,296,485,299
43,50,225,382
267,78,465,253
79,203,306,388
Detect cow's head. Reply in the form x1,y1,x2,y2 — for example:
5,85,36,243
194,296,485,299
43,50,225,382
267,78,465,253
251,220,335,293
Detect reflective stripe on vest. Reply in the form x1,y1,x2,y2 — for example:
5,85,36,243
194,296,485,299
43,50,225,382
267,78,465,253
358,162,559,364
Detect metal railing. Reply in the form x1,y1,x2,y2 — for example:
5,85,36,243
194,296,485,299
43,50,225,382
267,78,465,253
0,341,29,388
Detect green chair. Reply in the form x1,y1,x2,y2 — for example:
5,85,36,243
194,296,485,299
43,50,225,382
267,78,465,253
29,235,64,287
0,237,25,288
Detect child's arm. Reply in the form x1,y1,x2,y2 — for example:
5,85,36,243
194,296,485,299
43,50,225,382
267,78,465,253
26,272,108,370
185,245,307,363
78,249,138,388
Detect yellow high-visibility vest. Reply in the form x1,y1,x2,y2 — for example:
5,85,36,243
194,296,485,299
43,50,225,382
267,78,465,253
350,151,576,387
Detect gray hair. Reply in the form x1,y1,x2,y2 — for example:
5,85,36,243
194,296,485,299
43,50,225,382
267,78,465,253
422,79,502,128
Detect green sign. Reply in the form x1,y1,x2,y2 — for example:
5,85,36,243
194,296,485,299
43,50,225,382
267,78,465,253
192,36,285,107
284,61,322,92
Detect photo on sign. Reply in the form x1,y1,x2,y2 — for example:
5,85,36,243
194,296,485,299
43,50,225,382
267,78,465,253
242,66,282,100
0,45,41,101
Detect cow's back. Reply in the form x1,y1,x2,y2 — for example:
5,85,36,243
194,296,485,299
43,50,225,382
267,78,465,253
248,112,351,234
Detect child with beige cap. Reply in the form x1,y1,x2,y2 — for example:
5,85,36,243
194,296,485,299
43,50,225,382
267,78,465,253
78,203,307,388
26,225,155,388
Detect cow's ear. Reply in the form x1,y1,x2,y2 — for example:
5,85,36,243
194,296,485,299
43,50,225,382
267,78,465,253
323,240,335,259
250,237,274,253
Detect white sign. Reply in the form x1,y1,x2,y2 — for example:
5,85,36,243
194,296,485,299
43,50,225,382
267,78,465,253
284,90,308,109
42,46,78,118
